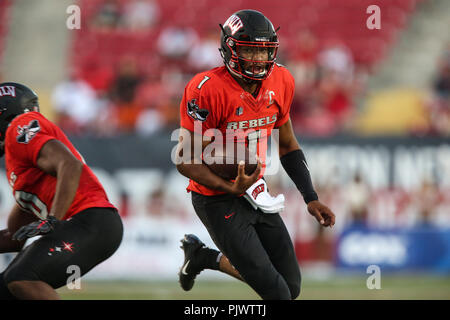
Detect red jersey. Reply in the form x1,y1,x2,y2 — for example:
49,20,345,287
179,65,295,196
4,112,115,220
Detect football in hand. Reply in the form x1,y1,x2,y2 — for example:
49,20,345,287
204,142,258,180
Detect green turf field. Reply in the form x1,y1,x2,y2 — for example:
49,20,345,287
57,274,450,300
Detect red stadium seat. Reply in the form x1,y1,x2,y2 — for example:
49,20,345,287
70,0,418,82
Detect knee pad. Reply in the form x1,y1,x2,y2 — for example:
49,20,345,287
3,265,39,285
289,281,301,300
0,272,17,300
245,265,292,300
288,271,302,300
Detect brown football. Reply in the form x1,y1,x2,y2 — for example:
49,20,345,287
204,142,258,180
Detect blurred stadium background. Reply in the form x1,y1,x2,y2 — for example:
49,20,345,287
0,0,449,300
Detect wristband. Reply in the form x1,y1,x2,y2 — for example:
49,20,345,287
280,149,318,204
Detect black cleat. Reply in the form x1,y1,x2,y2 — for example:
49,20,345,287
179,234,207,291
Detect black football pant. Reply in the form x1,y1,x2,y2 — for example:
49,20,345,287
191,191,301,300
1,207,123,296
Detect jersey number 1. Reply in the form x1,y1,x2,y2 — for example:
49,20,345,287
197,76,210,89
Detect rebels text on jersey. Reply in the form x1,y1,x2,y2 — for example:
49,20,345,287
4,112,115,220
179,64,295,196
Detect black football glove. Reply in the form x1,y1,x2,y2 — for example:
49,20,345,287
12,216,61,241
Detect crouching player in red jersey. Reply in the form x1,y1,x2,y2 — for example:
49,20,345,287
0,82,123,300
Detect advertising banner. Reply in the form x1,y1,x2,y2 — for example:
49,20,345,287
336,225,450,272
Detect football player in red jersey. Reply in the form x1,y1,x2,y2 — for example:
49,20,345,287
176,10,335,300
0,83,123,300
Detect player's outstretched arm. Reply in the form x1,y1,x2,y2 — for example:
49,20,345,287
36,140,83,220
175,128,260,195
277,119,336,228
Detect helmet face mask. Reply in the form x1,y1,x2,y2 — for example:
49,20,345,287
227,39,279,80
219,10,279,82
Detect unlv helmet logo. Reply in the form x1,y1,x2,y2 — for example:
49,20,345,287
16,119,40,144
224,14,244,35
0,86,16,97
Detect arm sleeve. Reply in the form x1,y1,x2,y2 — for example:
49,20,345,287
280,149,319,204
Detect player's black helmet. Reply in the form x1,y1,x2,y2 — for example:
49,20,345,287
219,10,279,81
0,82,39,142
